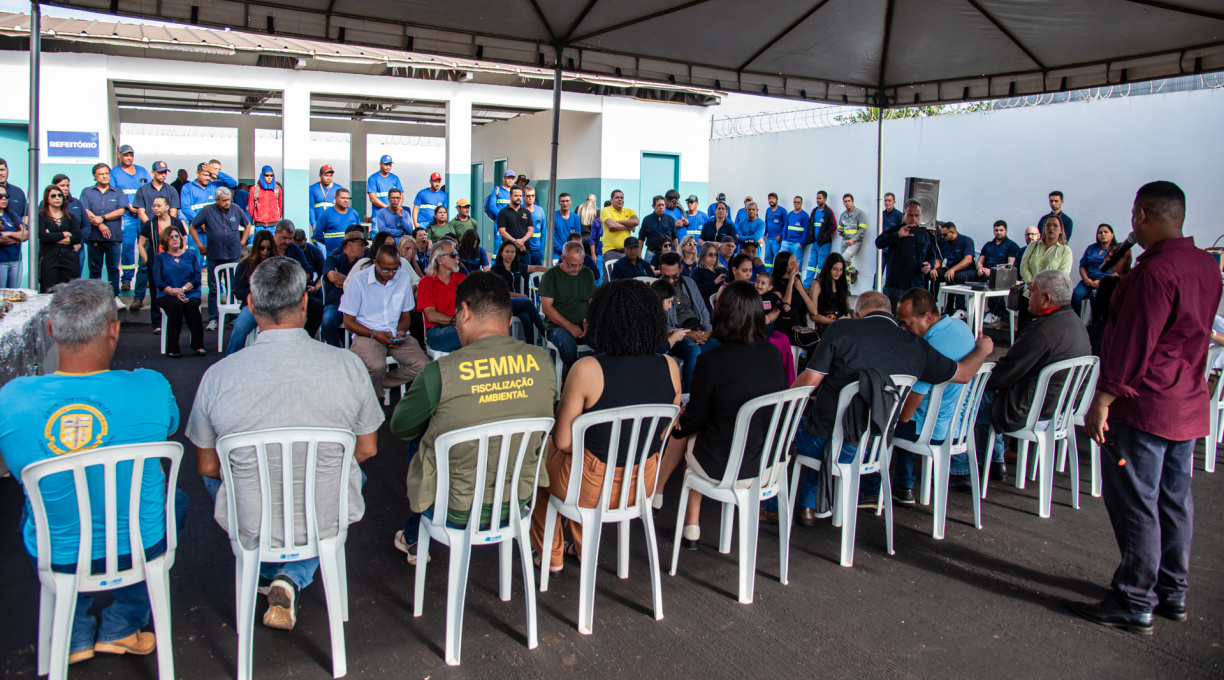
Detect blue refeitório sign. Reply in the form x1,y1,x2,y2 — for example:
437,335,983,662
46,131,100,159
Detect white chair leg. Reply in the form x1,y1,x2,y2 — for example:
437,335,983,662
1015,440,1030,490
1208,409,1220,472
669,481,692,576
839,468,860,568
1090,439,1102,497
1029,442,1040,482
47,577,78,680
316,541,348,678
412,523,431,617
443,541,472,666
737,493,760,605
617,520,630,579
337,545,349,621
538,502,559,592
777,478,793,586
1056,436,1067,473
235,553,261,680
640,503,665,621
881,467,895,556
718,502,734,554
1037,438,1055,519
981,427,995,500
515,528,539,650
932,451,950,540
145,562,176,680
967,437,983,530
498,539,513,602
218,314,227,355
1068,437,1081,510
919,454,933,506
788,463,805,527
37,585,53,676
577,519,602,635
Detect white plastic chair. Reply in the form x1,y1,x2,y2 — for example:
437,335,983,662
669,386,813,602
23,442,184,680
538,404,680,632
634,276,657,283
413,417,554,666
602,259,615,283
216,427,357,680
215,262,240,353
788,375,917,567
893,363,994,539
1060,360,1102,496
526,271,543,311
984,356,1098,518
546,340,594,387
1202,345,1224,473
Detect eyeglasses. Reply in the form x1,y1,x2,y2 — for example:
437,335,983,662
442,252,459,259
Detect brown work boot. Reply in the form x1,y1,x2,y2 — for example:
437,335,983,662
68,648,94,665
94,631,156,656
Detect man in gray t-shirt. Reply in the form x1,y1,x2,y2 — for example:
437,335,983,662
186,257,383,632
838,194,869,282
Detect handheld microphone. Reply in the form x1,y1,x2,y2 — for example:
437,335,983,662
1103,232,1137,271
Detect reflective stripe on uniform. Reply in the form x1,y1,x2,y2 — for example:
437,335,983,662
787,225,804,231
313,202,334,208
323,231,346,239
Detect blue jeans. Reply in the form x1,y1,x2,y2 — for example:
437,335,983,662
1101,422,1194,612
972,390,1006,466
121,221,139,286
763,239,781,270
527,249,543,266
225,307,259,356
793,422,876,509
321,304,344,347
88,241,122,296
804,242,831,287
28,488,189,653
426,325,461,352
547,326,591,378
0,258,22,287
204,258,235,321
668,336,721,392
511,297,545,345
779,240,803,263
202,477,318,591
1071,281,1096,315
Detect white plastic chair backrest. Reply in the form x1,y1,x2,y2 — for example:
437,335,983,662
215,427,356,561
527,271,543,307
428,417,555,542
827,375,917,472
603,259,615,282
22,442,184,590
1069,359,1100,421
568,404,680,518
1205,347,1224,408
913,363,996,449
216,262,239,307
711,386,815,492
634,276,657,283
1020,356,1098,434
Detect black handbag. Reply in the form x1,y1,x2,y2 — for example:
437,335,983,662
1006,283,1025,311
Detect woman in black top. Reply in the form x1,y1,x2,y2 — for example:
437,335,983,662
690,241,726,313
810,252,850,331
655,281,786,549
490,240,547,345
36,184,82,292
530,280,682,571
700,202,738,243
137,196,187,329
771,250,818,344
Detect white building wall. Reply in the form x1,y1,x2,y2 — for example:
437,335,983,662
709,87,1224,293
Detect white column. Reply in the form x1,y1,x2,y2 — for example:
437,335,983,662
349,128,368,218
281,81,311,228
237,115,257,183
445,97,472,206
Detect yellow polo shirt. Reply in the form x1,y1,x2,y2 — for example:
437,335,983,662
600,206,637,251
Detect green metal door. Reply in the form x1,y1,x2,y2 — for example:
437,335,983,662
639,152,679,217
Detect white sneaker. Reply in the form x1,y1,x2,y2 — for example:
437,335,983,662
114,297,126,310
983,312,999,324
952,310,967,321
393,529,430,565
205,319,218,331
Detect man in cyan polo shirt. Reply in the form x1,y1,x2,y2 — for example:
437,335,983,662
374,188,415,239
600,189,638,264
366,155,402,214
110,145,152,294
320,231,368,347
313,188,361,254
737,201,765,248
552,193,582,261
80,163,129,300
189,187,252,327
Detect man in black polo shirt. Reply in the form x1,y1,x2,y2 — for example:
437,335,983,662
876,199,937,312
321,231,369,347
610,237,652,280
789,291,992,523
189,186,252,328
928,221,976,316
496,185,533,256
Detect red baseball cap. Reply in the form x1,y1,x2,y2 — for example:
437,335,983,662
320,164,335,174
430,172,442,181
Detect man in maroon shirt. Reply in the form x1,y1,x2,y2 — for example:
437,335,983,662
1074,181,1221,634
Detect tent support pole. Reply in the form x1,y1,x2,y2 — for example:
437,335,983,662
874,104,884,293
545,47,562,265
27,1,40,284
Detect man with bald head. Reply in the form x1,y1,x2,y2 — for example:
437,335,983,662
787,290,993,523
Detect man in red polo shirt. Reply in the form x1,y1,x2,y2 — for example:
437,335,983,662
417,239,466,352
1075,181,1221,634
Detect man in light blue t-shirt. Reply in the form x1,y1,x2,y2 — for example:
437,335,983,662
412,171,448,226
736,201,766,247
891,288,979,505
366,155,403,215
0,280,185,664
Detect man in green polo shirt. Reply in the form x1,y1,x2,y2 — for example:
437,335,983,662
445,198,478,240
390,271,556,563
540,241,597,379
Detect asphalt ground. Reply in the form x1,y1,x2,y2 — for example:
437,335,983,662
0,318,1221,679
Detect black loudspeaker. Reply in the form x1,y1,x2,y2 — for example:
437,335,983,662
904,177,940,232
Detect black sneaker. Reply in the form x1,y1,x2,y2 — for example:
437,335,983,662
990,462,1007,482
857,493,879,510
1068,594,1153,635
893,487,915,505
1155,600,1187,622
263,577,299,631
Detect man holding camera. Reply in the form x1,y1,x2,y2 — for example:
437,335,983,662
341,243,427,397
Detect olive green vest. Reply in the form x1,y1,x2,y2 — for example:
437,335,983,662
408,334,556,525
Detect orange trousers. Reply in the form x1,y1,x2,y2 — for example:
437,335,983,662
530,448,658,569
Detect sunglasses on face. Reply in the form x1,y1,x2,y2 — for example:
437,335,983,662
0,194,8,199
258,245,272,252
47,193,62,198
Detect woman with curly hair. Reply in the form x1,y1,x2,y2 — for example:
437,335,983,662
530,279,682,572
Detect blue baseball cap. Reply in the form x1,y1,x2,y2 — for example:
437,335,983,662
504,168,516,177
152,161,169,172
380,155,393,164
